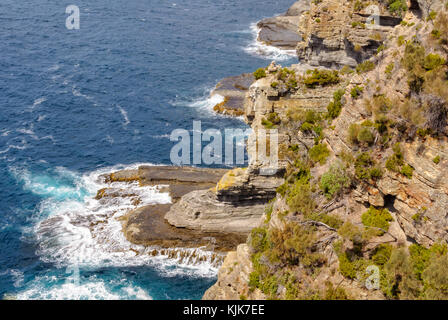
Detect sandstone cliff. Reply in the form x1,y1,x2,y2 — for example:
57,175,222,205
205,0,448,300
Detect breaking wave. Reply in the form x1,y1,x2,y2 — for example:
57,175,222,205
244,23,297,62
10,164,223,299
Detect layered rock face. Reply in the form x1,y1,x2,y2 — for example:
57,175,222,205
296,0,402,68
165,167,284,233
205,0,448,300
102,166,247,251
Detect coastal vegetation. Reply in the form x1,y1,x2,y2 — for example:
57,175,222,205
206,0,448,301
303,69,340,88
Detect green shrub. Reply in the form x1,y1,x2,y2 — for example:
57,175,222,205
320,162,351,199
387,0,408,17
431,29,441,39
377,44,386,54
385,62,394,78
374,116,389,134
424,53,446,71
287,179,315,216
271,81,279,88
324,282,350,300
382,247,421,299
261,112,281,129
303,69,340,88
412,212,423,222
340,65,354,75
354,152,382,180
401,164,414,179
369,167,383,179
265,204,273,223
410,243,448,281
278,67,295,80
397,35,405,46
348,123,361,144
300,122,314,132
249,270,261,289
250,227,269,253
417,127,429,138
309,143,330,165
371,244,393,266
338,252,369,280
356,60,376,74
287,77,298,89
307,213,344,230
361,207,393,234
386,143,405,172
350,86,363,99
421,254,448,299
433,155,441,164
434,12,448,45
351,21,366,28
254,68,267,80
300,111,321,133
354,0,365,12
276,182,288,197
428,10,437,21
357,127,374,145
402,41,426,93
268,223,326,269
327,89,345,119
259,275,279,297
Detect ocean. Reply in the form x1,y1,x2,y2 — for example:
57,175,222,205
0,0,297,300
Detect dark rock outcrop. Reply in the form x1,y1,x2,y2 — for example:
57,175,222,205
121,204,246,251
212,73,255,117
256,0,310,50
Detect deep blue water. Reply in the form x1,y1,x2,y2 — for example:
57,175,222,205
0,0,297,300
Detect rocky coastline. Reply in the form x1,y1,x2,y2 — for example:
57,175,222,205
204,0,448,300
93,0,448,300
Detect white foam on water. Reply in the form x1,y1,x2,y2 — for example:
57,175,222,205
71,85,98,106
28,97,47,111
244,23,297,61
117,105,130,126
0,139,28,155
15,274,152,300
17,126,38,140
11,163,221,295
0,269,24,288
152,134,171,140
37,115,47,122
170,87,225,116
48,64,60,72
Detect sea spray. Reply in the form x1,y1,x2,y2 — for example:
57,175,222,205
244,23,297,62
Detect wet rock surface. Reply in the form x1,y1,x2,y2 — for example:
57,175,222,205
211,73,255,117
121,204,247,252
256,0,309,50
